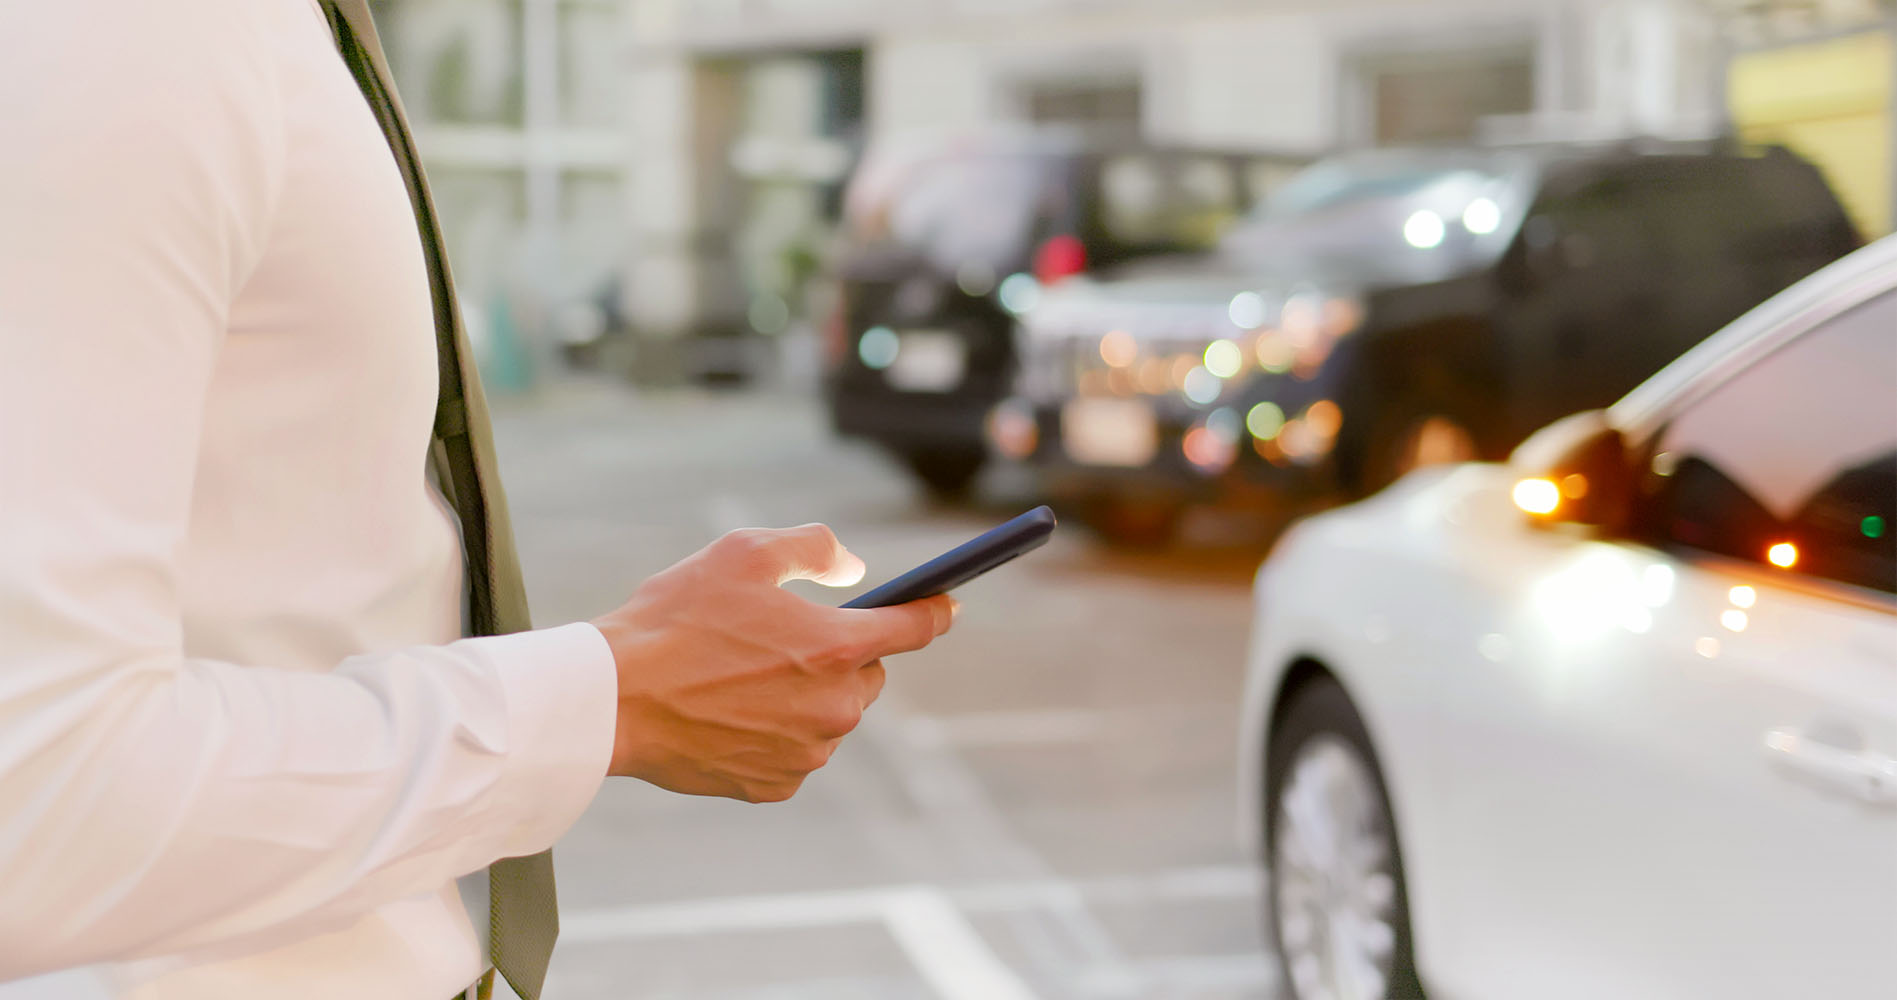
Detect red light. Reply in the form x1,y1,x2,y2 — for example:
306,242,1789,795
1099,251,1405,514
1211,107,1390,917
1032,234,1088,285
821,288,849,368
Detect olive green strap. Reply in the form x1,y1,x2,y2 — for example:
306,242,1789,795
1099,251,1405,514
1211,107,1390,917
318,3,560,998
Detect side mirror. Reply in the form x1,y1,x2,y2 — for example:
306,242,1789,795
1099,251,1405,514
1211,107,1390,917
1506,410,1636,534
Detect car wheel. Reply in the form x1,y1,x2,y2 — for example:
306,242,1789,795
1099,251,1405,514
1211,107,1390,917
902,448,986,498
1265,679,1424,1000
1079,495,1185,547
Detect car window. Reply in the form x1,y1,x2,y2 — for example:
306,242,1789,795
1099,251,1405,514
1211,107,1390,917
1625,158,1850,265
1636,290,1897,595
1097,154,1245,251
1520,172,1661,276
844,150,1064,267
1219,159,1514,276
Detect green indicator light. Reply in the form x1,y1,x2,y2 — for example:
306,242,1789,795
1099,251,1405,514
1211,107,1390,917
1863,515,1887,540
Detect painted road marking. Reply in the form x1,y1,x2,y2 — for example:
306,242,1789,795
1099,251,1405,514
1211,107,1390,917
882,886,1041,1000
873,708,1141,995
557,867,1268,1000
559,865,1260,942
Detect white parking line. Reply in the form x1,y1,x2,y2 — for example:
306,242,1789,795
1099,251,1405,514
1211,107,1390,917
882,887,1042,1000
913,707,1116,747
558,865,1261,943
560,885,889,942
879,711,1142,994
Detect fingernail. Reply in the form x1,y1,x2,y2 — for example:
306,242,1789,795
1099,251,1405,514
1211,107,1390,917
947,597,962,624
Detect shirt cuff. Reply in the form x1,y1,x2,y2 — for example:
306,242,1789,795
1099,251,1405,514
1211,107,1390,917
470,622,617,858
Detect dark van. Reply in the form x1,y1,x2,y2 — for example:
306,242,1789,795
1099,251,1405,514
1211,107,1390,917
822,130,1302,495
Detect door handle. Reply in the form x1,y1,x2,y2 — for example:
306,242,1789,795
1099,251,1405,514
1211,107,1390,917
1764,727,1897,805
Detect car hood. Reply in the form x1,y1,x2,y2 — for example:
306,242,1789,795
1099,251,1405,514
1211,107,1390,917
1025,207,1503,343
1023,264,1267,346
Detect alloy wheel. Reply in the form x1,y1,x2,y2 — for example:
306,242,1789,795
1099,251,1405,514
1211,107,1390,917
1272,735,1401,1000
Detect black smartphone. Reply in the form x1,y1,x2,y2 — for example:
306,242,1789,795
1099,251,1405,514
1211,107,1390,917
840,506,1058,609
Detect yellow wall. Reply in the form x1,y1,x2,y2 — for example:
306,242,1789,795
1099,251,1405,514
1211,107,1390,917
1729,29,1892,237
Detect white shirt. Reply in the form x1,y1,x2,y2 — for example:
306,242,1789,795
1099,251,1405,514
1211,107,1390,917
0,1,617,997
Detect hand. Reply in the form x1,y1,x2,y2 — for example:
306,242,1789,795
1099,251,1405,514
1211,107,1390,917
592,524,956,802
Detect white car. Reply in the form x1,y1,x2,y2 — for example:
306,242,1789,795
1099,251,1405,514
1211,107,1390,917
1239,236,1896,1000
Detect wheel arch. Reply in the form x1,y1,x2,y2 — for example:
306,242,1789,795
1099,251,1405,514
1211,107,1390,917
1256,651,1440,997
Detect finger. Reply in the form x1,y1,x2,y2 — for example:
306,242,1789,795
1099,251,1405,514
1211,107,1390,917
839,594,956,660
857,660,887,710
716,523,866,587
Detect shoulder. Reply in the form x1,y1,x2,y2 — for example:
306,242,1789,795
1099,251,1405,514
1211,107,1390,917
0,1,315,271
0,1,316,107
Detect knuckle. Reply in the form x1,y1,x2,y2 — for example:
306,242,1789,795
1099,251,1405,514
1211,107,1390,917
826,636,876,671
799,742,835,772
813,701,862,740
859,661,888,704
714,528,766,558
752,778,802,803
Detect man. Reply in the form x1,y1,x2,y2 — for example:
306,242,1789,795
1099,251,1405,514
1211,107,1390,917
0,2,954,998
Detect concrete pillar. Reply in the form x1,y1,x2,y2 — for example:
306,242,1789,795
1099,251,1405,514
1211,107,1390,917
1591,0,1725,138
623,22,745,380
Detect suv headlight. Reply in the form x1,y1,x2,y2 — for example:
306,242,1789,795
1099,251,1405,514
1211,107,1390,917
1244,290,1363,379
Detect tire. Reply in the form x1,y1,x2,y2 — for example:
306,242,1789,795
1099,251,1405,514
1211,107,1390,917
1264,678,1425,1000
1078,495,1185,548
902,448,986,498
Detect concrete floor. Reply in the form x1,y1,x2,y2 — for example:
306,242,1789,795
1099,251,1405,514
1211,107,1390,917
488,379,1279,1000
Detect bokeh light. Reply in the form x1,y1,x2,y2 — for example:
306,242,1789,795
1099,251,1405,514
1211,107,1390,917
1228,291,1267,330
1255,333,1295,373
1304,399,1342,438
997,273,1040,315
1247,401,1286,440
1403,209,1445,249
1512,478,1560,515
1182,366,1223,405
1100,330,1138,368
858,326,899,369
1204,339,1243,378
1462,197,1501,234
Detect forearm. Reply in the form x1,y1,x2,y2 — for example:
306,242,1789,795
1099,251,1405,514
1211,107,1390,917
0,624,613,979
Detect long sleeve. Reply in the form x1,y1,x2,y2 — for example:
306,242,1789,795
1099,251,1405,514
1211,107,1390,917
0,1,615,981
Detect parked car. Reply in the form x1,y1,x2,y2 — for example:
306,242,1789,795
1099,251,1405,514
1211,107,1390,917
1004,143,1860,542
823,129,1301,495
1237,237,1897,1000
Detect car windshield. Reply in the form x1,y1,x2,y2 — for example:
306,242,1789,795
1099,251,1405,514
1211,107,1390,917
1219,158,1519,278
843,149,1059,270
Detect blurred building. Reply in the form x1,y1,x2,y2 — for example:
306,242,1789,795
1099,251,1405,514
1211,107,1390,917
1721,1,1895,236
371,0,1895,381
375,0,632,380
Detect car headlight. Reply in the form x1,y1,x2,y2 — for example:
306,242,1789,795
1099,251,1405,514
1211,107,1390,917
1246,292,1363,379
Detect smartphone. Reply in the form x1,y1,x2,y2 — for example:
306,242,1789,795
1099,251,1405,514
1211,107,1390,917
840,506,1057,609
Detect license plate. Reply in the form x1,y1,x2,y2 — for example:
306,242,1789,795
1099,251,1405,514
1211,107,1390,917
1062,398,1158,467
886,330,967,392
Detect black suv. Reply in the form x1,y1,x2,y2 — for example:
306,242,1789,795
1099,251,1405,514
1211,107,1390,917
822,131,1299,495
1005,143,1860,542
